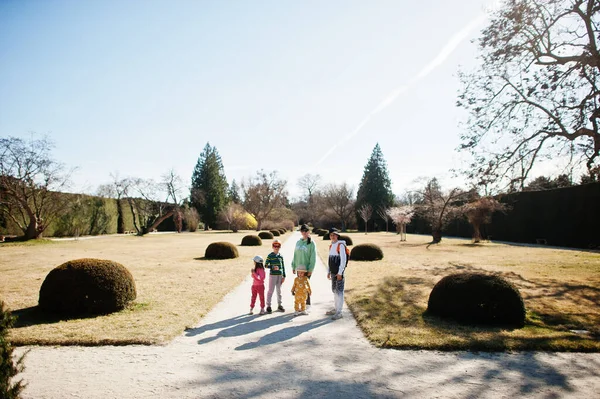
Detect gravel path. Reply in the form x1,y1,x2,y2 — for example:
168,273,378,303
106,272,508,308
15,232,600,398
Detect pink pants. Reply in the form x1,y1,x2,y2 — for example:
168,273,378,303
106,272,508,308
251,284,265,309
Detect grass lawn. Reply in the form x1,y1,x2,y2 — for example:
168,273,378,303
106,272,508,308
0,231,287,346
316,232,600,352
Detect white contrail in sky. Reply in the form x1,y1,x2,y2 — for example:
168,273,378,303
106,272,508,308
315,13,488,167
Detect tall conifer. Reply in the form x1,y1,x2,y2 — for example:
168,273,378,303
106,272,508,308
356,143,394,231
190,143,228,229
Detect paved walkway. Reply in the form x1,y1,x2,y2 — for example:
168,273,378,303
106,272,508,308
15,233,600,398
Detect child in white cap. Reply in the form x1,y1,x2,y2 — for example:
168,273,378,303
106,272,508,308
250,255,266,315
291,264,312,316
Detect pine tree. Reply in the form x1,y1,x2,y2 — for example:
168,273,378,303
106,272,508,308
1,301,25,399
356,143,394,231
228,179,241,204
190,143,229,229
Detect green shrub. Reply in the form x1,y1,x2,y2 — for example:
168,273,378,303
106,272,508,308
350,244,384,261
0,301,26,399
258,231,274,239
339,235,353,245
281,228,287,233
312,227,320,233
241,235,262,246
427,273,526,327
205,242,239,259
39,258,137,315
317,229,327,236
269,230,281,237
323,233,331,240
278,229,285,235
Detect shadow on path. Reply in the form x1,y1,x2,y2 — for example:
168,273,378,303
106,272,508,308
235,317,333,350
189,313,297,345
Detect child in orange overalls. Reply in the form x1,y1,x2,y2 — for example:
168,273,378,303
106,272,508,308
291,264,312,316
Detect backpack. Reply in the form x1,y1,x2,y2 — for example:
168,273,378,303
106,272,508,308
329,242,350,269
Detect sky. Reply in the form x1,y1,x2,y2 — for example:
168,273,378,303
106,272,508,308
0,0,503,200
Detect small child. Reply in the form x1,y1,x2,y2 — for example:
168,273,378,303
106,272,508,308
249,255,266,315
291,264,312,316
265,239,286,313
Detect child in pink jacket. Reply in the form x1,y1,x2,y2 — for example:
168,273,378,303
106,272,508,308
250,255,266,315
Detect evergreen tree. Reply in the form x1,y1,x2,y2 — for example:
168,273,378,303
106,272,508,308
1,301,26,399
356,143,394,231
190,143,229,229
228,179,241,204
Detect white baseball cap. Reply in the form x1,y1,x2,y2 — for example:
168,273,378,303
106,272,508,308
253,255,264,263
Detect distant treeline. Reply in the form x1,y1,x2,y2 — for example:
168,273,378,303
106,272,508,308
0,192,176,237
407,182,600,249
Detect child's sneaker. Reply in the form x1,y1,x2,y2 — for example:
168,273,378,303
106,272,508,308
293,311,300,316
325,309,336,315
300,310,308,315
277,305,285,312
266,306,272,314
249,308,254,315
331,313,343,320
259,308,266,315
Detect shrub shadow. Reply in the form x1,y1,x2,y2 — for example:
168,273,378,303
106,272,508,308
12,306,106,328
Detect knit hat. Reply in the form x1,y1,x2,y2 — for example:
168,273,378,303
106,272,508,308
253,255,264,263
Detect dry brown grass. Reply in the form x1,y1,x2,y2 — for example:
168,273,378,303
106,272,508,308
0,231,287,346
317,232,600,351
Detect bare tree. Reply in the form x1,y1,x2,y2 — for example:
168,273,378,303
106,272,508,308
357,204,373,234
387,206,415,241
463,197,508,243
220,203,248,232
123,170,185,236
416,178,466,243
0,136,73,240
458,0,600,192
97,172,136,234
322,183,355,232
377,206,390,232
241,170,287,230
298,174,321,202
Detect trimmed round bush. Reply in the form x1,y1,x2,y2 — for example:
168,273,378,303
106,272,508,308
339,235,353,245
350,244,383,261
281,228,287,233
323,233,331,241
427,273,526,327
205,242,239,259
39,258,136,315
278,229,285,235
241,235,262,246
269,230,281,237
258,231,274,239
312,227,320,233
317,229,327,236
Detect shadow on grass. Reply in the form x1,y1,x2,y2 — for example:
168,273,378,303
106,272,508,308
12,306,103,328
193,256,239,261
348,276,600,351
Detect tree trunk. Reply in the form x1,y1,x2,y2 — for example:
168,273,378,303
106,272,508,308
432,228,442,243
472,223,481,243
116,198,125,234
24,219,41,240
141,210,175,236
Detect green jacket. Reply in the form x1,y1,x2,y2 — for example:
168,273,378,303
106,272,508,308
291,238,316,273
